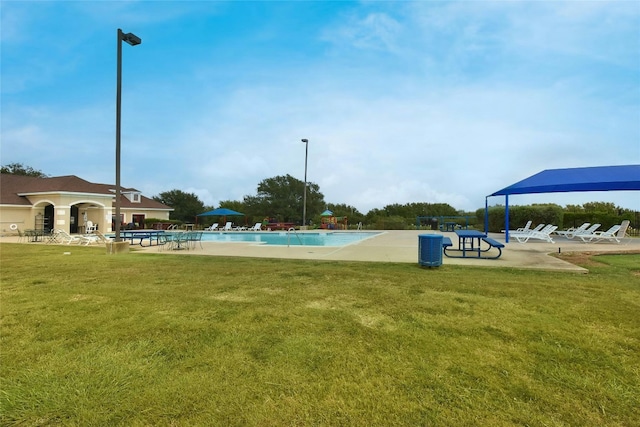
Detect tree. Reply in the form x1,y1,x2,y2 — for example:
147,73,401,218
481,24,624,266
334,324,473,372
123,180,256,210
218,200,246,214
243,174,325,224
582,202,618,214
1,163,48,178
217,200,249,226
153,190,205,223
365,202,458,224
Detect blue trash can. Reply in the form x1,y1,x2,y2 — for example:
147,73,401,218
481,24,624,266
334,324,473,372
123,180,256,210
418,234,443,267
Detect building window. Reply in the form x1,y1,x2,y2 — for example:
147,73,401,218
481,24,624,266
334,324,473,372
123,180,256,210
124,192,141,203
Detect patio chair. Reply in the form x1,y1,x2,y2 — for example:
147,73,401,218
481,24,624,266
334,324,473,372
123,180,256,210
85,221,97,234
205,223,219,231
554,222,591,239
220,222,233,231
187,231,204,249
157,232,175,251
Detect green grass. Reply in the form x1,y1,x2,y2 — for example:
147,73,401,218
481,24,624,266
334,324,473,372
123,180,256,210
1,243,639,426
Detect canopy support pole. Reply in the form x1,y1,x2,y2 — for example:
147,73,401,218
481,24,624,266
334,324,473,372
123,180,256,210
484,198,489,234
505,195,510,243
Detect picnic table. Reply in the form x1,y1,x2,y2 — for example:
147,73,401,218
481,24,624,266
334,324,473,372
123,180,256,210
442,230,505,259
443,222,457,232
120,230,166,247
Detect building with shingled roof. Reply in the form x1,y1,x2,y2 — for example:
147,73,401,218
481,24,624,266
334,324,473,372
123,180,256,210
0,174,172,234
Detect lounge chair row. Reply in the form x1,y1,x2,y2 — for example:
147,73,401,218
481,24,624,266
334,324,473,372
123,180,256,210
205,222,262,232
571,221,629,243
45,229,112,245
508,220,630,244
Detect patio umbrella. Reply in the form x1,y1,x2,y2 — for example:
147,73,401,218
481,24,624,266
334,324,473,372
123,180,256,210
197,207,245,225
320,210,333,216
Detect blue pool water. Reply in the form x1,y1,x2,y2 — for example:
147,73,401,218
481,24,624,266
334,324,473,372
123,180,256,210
201,231,380,246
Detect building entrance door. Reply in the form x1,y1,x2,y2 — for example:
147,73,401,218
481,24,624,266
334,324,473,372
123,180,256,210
70,205,79,233
132,214,145,229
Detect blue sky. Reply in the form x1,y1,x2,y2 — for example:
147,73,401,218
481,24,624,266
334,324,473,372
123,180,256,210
2,0,639,213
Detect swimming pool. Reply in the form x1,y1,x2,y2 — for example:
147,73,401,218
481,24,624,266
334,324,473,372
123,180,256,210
201,231,381,246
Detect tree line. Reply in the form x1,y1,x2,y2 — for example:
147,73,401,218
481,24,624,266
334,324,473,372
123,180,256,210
152,174,471,229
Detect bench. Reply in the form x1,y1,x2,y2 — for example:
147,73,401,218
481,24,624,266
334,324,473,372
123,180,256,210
442,236,453,248
481,236,504,259
482,236,504,249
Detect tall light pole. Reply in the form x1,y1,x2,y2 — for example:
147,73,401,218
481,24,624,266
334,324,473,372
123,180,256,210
301,139,309,227
115,28,141,242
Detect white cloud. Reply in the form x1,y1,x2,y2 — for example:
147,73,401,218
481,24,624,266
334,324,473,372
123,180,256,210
2,1,638,214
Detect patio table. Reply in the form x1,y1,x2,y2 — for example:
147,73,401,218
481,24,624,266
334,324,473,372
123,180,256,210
25,229,45,242
164,232,189,250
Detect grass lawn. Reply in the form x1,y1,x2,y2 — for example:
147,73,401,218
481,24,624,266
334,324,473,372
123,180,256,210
1,243,639,426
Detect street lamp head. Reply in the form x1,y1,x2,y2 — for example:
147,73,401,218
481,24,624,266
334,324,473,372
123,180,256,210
122,32,142,46
301,139,308,143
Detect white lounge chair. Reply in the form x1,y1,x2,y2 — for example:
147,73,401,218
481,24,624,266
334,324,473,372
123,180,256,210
247,222,262,231
220,222,233,231
81,231,112,246
205,223,219,231
516,221,532,232
513,224,558,243
503,221,533,234
510,223,545,237
573,223,601,241
579,220,629,243
52,229,84,245
554,222,591,239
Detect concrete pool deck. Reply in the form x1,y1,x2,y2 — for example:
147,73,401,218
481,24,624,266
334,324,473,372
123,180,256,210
137,230,639,273
2,230,638,273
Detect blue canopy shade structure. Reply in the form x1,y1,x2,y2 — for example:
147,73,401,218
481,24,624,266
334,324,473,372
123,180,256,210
486,165,640,242
490,165,640,196
197,207,245,227
197,208,244,217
